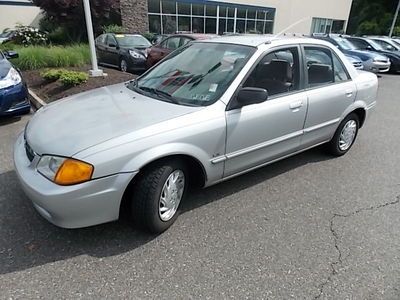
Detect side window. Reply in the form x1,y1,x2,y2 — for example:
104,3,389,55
160,38,168,48
167,37,181,50
304,47,334,87
180,37,192,47
243,47,300,97
332,54,350,82
375,40,395,51
96,34,106,45
106,35,117,46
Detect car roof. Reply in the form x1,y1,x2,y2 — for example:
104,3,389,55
199,34,331,48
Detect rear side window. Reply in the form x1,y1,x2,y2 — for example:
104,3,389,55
96,34,106,45
305,47,334,87
180,37,192,47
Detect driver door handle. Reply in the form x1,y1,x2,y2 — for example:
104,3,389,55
289,100,303,111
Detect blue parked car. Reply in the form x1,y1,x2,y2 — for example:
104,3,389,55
0,50,30,116
312,34,391,73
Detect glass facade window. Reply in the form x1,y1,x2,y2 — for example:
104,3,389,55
311,17,346,34
147,0,275,35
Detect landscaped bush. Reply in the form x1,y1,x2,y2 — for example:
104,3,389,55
102,24,124,33
9,44,90,70
59,71,88,86
13,25,48,45
41,69,67,81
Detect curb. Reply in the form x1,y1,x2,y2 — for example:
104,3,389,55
28,89,46,110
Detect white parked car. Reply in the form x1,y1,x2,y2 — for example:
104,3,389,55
14,35,378,233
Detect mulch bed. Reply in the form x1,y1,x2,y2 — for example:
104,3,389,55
22,65,137,103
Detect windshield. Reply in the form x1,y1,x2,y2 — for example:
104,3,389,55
366,39,384,51
115,34,151,48
129,42,255,106
333,37,356,50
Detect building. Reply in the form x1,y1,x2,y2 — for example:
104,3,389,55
0,0,42,32
120,0,353,36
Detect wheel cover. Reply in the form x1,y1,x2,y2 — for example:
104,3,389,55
120,60,127,72
339,120,357,151
159,170,185,222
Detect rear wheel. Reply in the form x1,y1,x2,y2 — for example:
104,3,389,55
131,160,188,233
326,113,359,156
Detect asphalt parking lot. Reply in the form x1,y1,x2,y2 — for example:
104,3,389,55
1,74,400,299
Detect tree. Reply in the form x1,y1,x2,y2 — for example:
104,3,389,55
347,0,398,35
33,0,121,42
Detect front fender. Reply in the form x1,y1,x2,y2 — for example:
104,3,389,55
120,142,221,183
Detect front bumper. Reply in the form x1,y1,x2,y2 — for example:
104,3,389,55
14,133,137,228
0,82,30,116
363,59,391,73
127,56,147,71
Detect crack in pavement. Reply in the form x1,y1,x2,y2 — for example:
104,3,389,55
312,194,400,300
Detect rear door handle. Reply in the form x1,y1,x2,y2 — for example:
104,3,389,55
289,100,303,111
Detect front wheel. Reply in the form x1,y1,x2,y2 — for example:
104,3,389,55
131,160,188,233
326,113,359,156
120,58,128,72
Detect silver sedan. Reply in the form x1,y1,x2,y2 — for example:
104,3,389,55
14,35,378,233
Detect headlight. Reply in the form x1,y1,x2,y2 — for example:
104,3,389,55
129,50,144,59
0,67,21,89
37,155,94,185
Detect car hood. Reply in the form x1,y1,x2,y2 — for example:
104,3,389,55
26,83,202,157
346,49,387,61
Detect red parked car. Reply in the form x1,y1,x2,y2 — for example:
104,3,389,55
146,34,217,68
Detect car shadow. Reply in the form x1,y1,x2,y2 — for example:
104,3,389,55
0,115,22,126
0,146,333,275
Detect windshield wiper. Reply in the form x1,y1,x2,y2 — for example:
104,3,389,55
138,86,181,104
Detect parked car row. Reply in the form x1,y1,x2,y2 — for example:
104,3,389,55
95,32,400,76
95,33,217,72
311,34,400,73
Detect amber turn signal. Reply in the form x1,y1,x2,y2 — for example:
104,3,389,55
54,158,94,185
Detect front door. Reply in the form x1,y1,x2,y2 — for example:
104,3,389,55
224,46,308,177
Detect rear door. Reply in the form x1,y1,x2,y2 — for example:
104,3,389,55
301,45,356,148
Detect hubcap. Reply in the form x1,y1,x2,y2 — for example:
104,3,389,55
159,170,185,222
120,60,127,72
339,120,357,151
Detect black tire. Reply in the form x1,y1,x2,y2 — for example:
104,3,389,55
131,160,188,233
326,113,359,156
120,58,128,72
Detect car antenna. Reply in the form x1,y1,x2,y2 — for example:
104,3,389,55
270,17,311,42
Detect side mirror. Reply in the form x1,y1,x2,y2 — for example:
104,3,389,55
5,51,18,59
108,43,117,48
233,87,268,109
366,45,373,51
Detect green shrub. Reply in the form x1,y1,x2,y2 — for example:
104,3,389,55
59,71,88,86
41,69,67,81
102,24,124,33
9,44,90,70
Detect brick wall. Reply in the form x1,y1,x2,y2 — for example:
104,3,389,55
120,0,149,33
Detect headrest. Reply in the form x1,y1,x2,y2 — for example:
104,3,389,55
258,59,292,82
308,64,333,85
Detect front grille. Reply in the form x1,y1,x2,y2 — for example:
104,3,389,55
25,141,35,162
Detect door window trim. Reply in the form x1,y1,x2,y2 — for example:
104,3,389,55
226,44,305,111
301,44,352,91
